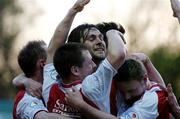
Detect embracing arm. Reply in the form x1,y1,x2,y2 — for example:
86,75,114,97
12,73,26,89
75,101,117,119
12,74,42,98
65,87,118,119
106,30,126,70
144,57,165,87
35,111,73,119
46,0,90,64
130,53,165,87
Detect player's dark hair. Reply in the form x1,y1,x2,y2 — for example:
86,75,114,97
53,43,88,79
18,40,47,77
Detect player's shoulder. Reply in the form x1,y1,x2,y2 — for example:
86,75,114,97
133,89,159,108
15,90,26,100
20,92,42,103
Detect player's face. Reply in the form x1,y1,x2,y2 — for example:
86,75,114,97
117,80,146,106
83,27,106,61
78,50,97,80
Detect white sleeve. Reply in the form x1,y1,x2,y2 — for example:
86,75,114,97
82,58,117,113
16,93,47,119
42,63,59,106
118,91,159,119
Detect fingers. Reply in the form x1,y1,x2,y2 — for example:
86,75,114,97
75,0,90,7
72,86,78,92
29,90,42,98
167,83,174,100
118,32,126,44
66,86,82,99
26,86,42,98
167,83,173,93
33,91,42,98
81,0,90,6
158,83,167,92
166,83,179,107
29,91,36,97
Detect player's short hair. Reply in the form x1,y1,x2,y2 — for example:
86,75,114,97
53,43,88,79
18,40,47,77
114,58,147,82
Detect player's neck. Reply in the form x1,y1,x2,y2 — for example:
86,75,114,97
31,71,43,84
62,75,80,85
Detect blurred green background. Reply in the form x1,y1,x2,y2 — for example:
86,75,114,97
0,0,179,119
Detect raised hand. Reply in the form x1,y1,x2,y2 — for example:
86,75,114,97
72,0,90,13
128,53,149,64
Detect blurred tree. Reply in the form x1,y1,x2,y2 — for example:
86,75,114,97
0,0,23,99
150,46,180,103
125,0,180,103
0,0,41,99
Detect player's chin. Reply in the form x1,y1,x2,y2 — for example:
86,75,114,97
95,51,106,57
95,54,106,60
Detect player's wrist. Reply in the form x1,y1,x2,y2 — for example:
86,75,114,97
69,7,78,14
23,78,29,87
78,101,88,111
143,57,150,66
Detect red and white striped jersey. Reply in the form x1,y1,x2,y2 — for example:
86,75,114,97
13,90,47,119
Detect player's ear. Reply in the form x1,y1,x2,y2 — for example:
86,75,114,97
71,66,80,76
142,73,149,88
39,59,46,68
144,74,148,81
36,59,46,69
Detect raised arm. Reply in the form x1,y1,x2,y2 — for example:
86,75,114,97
12,0,90,93
170,0,180,23
106,30,126,70
12,74,42,98
130,53,166,87
46,0,90,64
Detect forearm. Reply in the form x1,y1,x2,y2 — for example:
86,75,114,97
78,101,117,119
35,111,73,119
48,7,78,49
12,74,27,89
144,59,165,87
47,9,78,63
106,30,126,70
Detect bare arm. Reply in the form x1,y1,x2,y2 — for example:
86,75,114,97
35,111,73,119
170,0,180,23
47,0,90,64
106,30,126,70
12,74,26,89
12,74,42,98
130,53,166,87
12,0,90,94
65,87,118,119
167,83,180,119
